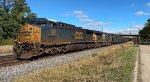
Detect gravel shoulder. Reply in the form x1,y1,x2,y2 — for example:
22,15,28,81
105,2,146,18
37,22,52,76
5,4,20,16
140,45,150,82
0,47,108,82
0,45,13,56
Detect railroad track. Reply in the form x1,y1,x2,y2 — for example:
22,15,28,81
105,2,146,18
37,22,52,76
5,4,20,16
0,53,66,68
0,45,112,68
0,55,20,67
0,49,90,68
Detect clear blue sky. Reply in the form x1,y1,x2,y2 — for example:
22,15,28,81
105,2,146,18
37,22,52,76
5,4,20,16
26,0,150,34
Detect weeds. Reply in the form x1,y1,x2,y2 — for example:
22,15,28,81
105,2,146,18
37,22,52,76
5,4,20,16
0,38,14,46
13,42,138,82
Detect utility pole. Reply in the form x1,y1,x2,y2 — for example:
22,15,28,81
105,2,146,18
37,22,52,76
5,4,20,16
129,26,131,35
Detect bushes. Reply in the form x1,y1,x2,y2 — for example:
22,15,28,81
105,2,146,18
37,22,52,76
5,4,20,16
0,38,14,46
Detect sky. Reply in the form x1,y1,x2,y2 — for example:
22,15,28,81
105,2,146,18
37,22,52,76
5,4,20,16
26,0,150,34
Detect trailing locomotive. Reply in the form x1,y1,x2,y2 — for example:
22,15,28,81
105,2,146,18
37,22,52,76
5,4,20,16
13,18,129,59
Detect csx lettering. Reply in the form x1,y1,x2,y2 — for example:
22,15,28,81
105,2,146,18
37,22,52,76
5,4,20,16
75,32,83,39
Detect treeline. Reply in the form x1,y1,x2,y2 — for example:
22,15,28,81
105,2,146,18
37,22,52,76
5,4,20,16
139,18,150,44
0,0,36,40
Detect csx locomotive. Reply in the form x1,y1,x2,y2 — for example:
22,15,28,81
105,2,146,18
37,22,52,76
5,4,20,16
13,18,129,59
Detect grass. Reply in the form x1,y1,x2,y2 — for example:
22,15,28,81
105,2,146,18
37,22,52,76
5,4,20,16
137,49,142,82
104,47,137,82
0,45,13,54
0,38,14,54
13,42,138,82
0,38,14,46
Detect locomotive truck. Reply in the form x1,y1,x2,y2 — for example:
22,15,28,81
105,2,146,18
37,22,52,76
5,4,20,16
13,18,129,59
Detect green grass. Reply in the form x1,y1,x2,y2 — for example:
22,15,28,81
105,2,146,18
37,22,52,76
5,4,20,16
102,47,137,82
137,49,142,82
13,43,138,82
0,38,14,46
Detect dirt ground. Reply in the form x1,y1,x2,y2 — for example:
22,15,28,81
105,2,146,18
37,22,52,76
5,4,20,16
0,45,13,56
140,45,150,82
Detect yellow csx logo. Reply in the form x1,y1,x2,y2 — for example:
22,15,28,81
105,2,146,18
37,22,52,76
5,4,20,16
75,32,83,39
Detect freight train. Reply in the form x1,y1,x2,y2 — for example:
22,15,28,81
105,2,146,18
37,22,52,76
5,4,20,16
13,18,129,59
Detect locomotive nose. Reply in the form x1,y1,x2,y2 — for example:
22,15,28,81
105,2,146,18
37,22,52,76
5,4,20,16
17,24,41,44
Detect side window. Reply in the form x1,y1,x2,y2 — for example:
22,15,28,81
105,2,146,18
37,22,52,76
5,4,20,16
49,22,57,27
61,24,63,27
49,23,53,27
51,23,53,27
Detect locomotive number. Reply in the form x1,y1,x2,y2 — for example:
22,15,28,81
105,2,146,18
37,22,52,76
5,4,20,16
75,32,83,39
50,29,56,35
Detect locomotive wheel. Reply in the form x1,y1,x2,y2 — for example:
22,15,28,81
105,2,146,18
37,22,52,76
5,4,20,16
44,47,62,55
54,47,59,54
16,53,21,59
87,44,91,49
57,47,63,53
98,44,102,47
49,48,54,55
62,46,67,53
49,47,58,55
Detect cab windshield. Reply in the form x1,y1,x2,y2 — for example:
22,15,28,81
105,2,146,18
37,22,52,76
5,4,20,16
36,20,47,26
28,20,35,24
28,19,48,26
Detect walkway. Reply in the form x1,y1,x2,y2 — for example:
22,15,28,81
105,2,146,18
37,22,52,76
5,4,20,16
140,45,150,82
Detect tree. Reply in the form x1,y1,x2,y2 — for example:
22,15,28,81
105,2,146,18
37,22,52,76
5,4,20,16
139,18,150,43
0,0,36,39
0,27,3,40
147,18,150,22
11,0,36,24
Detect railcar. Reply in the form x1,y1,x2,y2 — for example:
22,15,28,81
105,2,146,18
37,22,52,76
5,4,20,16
13,18,129,59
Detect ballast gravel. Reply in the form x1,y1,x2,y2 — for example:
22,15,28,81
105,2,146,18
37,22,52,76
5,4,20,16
0,47,105,82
